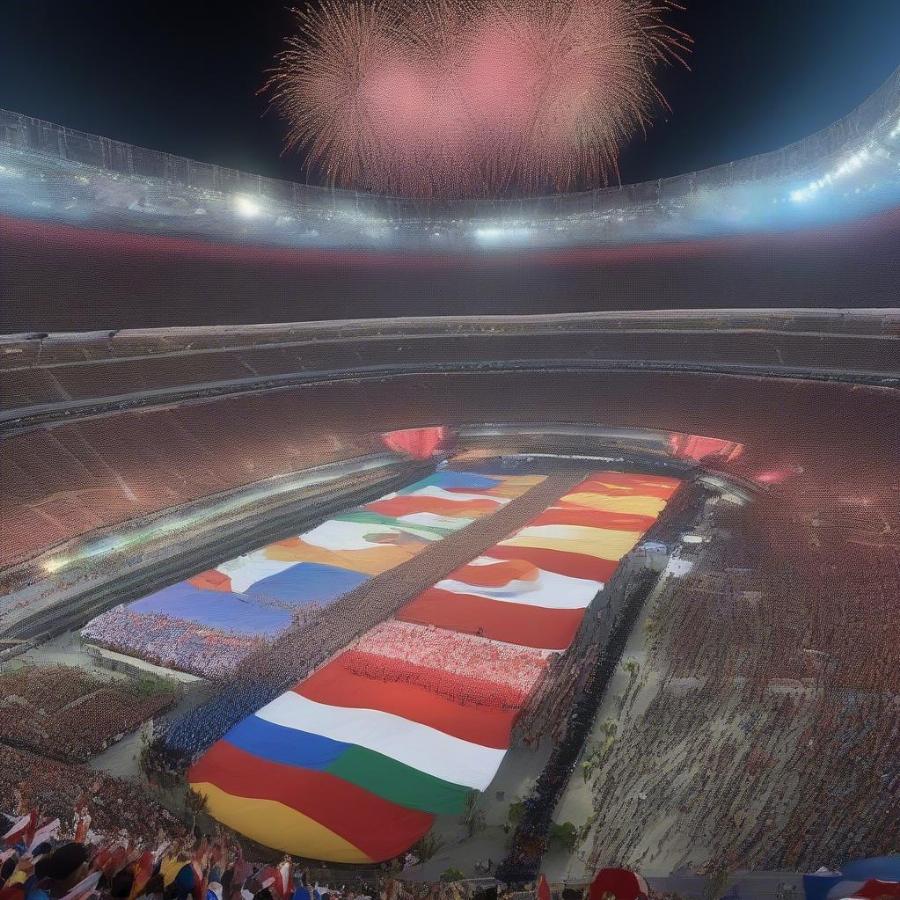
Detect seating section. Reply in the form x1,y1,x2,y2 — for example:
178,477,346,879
0,402,384,568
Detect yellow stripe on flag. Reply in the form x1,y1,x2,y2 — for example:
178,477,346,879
191,782,373,864
561,492,671,518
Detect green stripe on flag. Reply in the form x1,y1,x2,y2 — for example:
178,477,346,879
335,510,455,539
327,744,472,815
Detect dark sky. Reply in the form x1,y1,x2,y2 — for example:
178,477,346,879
1,0,898,188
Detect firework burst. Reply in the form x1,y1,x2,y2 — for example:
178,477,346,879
266,0,690,199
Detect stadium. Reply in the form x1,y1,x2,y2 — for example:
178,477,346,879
0,6,898,900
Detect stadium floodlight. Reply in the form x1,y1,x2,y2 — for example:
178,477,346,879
474,226,531,244
233,194,262,218
790,144,879,203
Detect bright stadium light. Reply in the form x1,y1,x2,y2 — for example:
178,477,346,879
233,194,262,218
789,144,879,203
474,226,531,244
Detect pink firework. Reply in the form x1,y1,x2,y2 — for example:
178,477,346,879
266,0,690,199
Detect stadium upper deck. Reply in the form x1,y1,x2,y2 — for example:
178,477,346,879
1,70,899,327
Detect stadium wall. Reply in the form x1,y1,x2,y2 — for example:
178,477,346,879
2,209,899,330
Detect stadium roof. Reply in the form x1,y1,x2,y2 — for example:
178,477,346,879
0,67,898,251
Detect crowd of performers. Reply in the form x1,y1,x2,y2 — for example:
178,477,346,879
80,609,266,682
150,584,406,763
498,566,656,884
1,800,384,900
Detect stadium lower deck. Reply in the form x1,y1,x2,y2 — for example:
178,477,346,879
1,304,898,885
59,458,688,861
2,408,897,880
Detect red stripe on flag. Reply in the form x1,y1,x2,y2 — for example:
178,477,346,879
295,659,517,748
189,570,234,593
190,741,434,862
449,558,540,587
487,545,620,582
398,589,585,651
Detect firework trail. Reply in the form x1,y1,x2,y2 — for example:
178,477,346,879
266,0,690,199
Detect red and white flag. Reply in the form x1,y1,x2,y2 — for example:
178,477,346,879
29,818,61,852
258,867,279,896
59,870,102,900
73,810,92,844
276,860,293,900
3,811,37,847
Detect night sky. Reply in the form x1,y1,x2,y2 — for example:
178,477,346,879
1,0,898,189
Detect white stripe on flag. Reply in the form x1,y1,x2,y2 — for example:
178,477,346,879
303,519,445,550
29,818,60,851
406,486,508,504
254,692,505,790
436,566,602,609
216,554,297,594
395,512,475,530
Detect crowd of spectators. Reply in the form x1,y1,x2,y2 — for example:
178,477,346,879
0,797,373,900
2,406,382,570
577,479,899,874
0,747,188,847
0,667,178,763
0,786,554,900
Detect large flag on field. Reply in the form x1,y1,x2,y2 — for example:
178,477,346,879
189,470,681,861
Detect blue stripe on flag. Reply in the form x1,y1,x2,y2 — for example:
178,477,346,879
223,714,350,770
245,562,369,607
